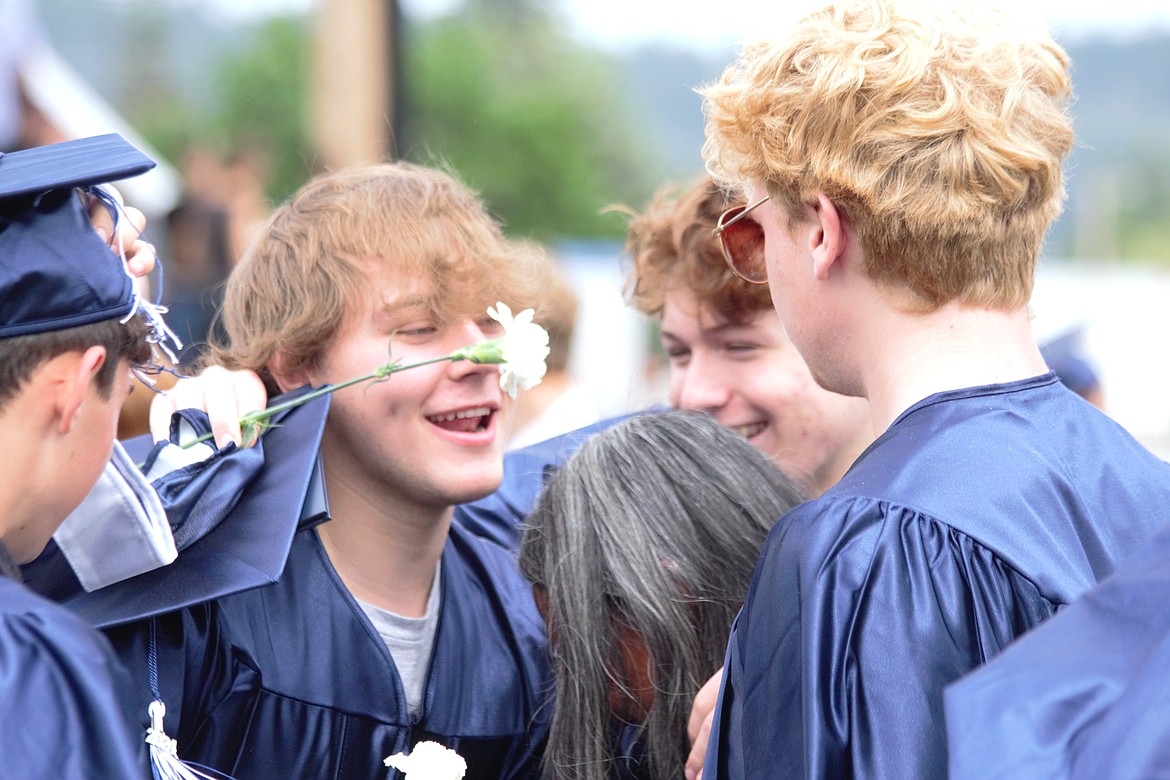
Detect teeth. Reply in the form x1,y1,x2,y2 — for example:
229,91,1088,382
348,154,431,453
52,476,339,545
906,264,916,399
734,423,766,438
430,407,490,423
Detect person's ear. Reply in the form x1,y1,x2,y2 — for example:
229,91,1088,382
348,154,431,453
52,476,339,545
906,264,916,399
58,346,107,434
809,193,847,282
268,352,313,394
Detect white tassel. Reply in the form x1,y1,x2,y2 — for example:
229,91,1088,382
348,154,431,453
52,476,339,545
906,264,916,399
146,700,222,780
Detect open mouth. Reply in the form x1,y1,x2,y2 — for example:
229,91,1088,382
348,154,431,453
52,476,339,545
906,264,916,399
428,406,493,433
732,422,767,439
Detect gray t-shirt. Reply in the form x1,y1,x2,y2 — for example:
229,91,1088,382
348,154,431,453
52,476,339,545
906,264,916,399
358,561,441,718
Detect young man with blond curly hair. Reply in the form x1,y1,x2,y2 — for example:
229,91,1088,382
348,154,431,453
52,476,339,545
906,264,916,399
697,2,1170,778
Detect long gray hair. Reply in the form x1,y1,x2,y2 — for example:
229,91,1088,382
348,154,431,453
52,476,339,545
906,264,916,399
519,409,804,780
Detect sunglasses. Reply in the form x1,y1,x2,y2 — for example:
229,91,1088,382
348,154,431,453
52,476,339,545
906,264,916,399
713,195,771,285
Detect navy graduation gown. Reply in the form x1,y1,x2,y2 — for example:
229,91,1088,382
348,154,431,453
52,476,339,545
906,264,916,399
0,575,147,778
704,375,1170,780
945,521,1170,779
106,519,552,780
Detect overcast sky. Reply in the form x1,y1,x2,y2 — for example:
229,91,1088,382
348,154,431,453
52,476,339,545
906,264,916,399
551,0,1170,50
209,0,1170,50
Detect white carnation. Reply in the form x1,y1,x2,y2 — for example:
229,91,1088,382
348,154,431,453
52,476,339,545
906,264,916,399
487,301,550,398
384,740,467,780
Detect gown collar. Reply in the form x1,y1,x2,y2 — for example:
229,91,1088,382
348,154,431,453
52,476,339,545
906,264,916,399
890,372,1059,429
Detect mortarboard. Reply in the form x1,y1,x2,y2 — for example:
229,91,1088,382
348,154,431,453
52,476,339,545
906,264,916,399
0,133,155,338
56,390,332,629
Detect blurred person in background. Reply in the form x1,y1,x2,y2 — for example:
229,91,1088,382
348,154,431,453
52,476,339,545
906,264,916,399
0,0,64,152
1040,327,1106,409
117,146,271,438
162,145,271,368
506,254,601,450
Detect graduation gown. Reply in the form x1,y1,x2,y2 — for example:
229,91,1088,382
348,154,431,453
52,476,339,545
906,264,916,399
104,513,552,780
704,374,1170,780
24,405,620,780
945,521,1170,779
0,574,147,778
21,393,548,780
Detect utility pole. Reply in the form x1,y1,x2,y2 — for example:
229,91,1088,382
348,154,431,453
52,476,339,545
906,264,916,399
310,0,399,168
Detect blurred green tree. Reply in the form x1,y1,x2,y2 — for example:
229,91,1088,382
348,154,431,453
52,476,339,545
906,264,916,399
130,12,312,206
215,15,313,204
398,0,661,241
136,0,660,241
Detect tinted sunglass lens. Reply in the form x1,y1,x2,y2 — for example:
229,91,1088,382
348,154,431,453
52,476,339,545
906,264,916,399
720,216,767,284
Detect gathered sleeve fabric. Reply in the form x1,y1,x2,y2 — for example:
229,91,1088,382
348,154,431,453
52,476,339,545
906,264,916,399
707,497,1059,779
706,376,1170,779
945,525,1170,780
0,579,148,778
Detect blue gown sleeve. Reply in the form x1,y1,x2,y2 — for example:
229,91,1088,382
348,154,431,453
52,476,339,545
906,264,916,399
706,497,1059,779
0,597,148,778
945,525,1170,780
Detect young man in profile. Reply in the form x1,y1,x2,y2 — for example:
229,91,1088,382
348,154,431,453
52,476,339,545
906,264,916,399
624,176,871,497
698,2,1170,777
0,135,158,777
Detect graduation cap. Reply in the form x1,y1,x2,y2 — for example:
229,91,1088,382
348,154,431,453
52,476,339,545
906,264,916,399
0,133,155,338
57,390,332,629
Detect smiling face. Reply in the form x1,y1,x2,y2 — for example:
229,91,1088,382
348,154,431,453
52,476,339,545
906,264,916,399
298,278,511,514
661,285,866,492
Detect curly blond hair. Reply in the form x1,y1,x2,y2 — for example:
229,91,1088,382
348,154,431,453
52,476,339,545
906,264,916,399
701,1,1073,310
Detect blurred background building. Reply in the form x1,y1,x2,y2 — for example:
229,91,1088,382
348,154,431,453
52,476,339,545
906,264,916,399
8,0,1170,452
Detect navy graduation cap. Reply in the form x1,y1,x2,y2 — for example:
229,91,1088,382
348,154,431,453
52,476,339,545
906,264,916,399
0,133,155,338
21,390,332,628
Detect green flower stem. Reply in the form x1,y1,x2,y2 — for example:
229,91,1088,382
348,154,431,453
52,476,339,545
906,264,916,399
180,353,469,450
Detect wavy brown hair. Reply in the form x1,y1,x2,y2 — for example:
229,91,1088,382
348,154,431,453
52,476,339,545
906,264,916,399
209,162,547,394
622,176,773,325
